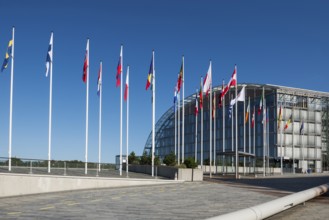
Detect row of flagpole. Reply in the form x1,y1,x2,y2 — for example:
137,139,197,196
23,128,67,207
1,27,307,177
0,28,136,175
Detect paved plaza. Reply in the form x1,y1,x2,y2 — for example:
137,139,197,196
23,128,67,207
0,173,328,219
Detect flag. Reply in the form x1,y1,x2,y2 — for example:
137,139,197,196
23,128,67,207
97,62,102,96
45,32,53,77
221,65,237,98
284,114,292,130
300,121,304,135
251,108,255,128
203,62,212,96
195,92,199,116
173,87,177,111
212,90,216,118
145,56,153,90
124,67,129,101
230,86,246,106
229,104,233,119
1,39,13,72
116,46,122,87
278,105,282,129
229,86,245,119
245,98,250,124
199,77,203,109
82,40,89,83
258,93,263,115
176,63,183,93
218,81,224,108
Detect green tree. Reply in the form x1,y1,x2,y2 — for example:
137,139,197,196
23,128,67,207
140,151,150,165
184,157,198,169
128,151,140,164
163,152,176,166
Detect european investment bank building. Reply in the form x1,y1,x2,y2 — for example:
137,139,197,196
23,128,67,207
144,83,329,173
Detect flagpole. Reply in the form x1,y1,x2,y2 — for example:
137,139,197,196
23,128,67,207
175,89,177,157
151,50,155,177
182,55,185,162
85,38,89,175
213,90,216,173
209,61,212,178
231,93,234,171
119,45,123,176
126,65,129,177
292,105,295,175
222,80,225,174
280,111,283,175
248,97,251,173
195,90,198,163
262,87,266,177
253,106,256,174
243,87,246,175
98,61,103,172
8,26,15,172
201,77,204,168
178,90,180,165
48,32,53,173
235,65,238,179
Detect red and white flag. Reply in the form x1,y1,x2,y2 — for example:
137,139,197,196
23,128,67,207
124,67,129,101
203,62,212,96
195,92,199,116
97,62,102,96
221,65,237,98
251,108,255,128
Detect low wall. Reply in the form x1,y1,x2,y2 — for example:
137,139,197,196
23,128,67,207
127,165,203,181
0,173,182,198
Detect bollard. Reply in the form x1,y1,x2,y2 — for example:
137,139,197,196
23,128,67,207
175,172,178,180
29,160,33,174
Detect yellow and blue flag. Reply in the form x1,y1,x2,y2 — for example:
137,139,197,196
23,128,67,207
1,39,13,72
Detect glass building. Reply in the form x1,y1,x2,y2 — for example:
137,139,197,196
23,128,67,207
144,84,329,173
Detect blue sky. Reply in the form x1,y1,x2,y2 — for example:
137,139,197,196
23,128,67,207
0,0,328,163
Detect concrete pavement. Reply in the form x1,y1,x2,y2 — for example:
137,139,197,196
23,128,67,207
0,173,328,219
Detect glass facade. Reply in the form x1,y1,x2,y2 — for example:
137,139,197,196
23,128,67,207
144,84,329,172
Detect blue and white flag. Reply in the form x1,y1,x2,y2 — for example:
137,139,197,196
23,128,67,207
45,32,53,77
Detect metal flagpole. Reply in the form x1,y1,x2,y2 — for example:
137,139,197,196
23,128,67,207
267,107,270,174
253,106,256,173
243,88,246,175
235,65,238,179
119,45,123,176
178,91,181,165
85,38,89,175
151,50,155,177
292,105,295,175
213,90,216,172
209,61,212,178
175,89,177,157
248,97,251,173
201,77,204,168
98,61,103,172
126,65,129,177
262,88,266,177
280,106,283,175
195,90,198,163
231,93,234,172
47,32,53,173
8,26,15,172
222,80,225,174
182,56,185,162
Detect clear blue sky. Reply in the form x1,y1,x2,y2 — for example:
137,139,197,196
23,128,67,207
0,0,328,163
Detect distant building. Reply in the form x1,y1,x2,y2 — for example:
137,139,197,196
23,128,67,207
144,83,329,173
115,155,127,170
